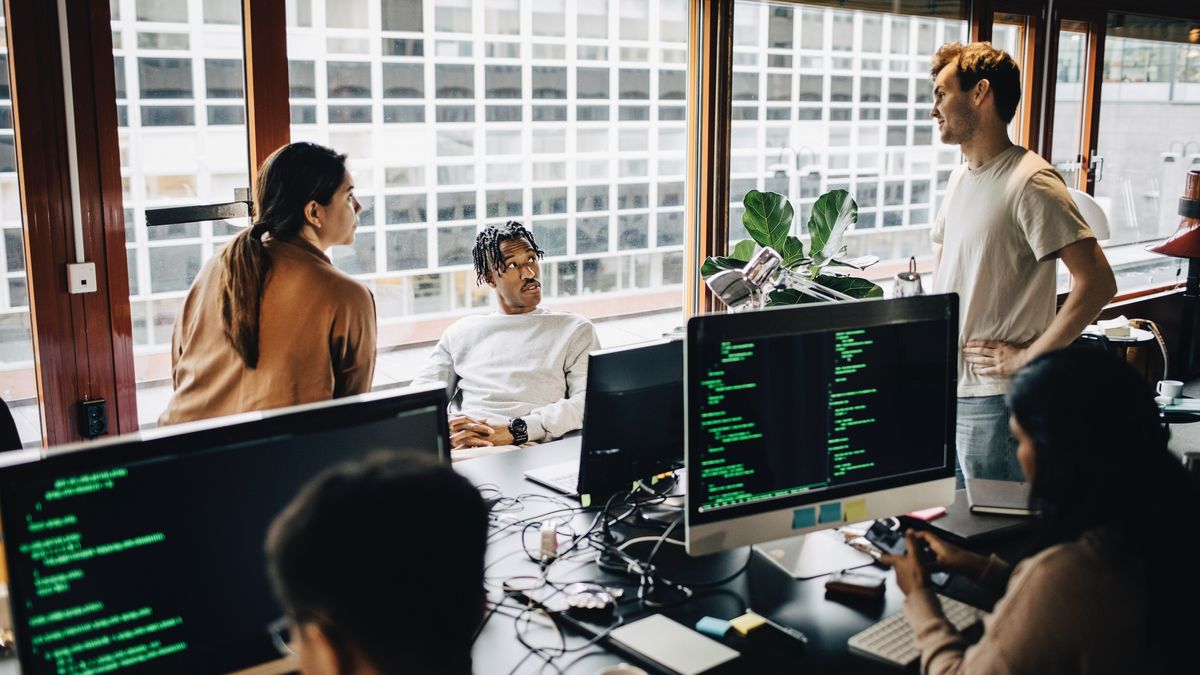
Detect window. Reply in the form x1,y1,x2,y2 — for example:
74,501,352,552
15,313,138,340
1095,13,1200,249
283,0,685,369
728,1,966,263
116,0,252,423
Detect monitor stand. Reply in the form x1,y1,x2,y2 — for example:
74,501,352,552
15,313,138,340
753,529,875,580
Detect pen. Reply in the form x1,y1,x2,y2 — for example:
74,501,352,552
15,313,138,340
753,612,808,646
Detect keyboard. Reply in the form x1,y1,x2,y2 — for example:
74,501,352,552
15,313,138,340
523,460,580,495
848,593,986,668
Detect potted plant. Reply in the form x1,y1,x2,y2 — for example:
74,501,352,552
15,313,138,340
700,189,883,306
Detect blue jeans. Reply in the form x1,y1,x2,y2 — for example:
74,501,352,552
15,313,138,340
955,395,1024,488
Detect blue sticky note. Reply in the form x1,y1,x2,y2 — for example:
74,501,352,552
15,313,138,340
792,506,817,529
695,616,731,638
819,502,843,524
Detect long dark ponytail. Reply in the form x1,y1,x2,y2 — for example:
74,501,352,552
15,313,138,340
219,142,347,368
1007,347,1198,669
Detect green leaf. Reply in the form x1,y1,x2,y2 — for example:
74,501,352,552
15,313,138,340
742,190,794,251
807,190,858,267
779,235,806,268
814,274,884,299
730,239,758,261
700,256,747,279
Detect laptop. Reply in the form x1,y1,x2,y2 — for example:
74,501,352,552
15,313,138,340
524,339,684,502
965,478,1036,516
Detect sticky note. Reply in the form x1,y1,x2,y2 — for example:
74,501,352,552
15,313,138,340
695,616,731,638
729,612,767,636
819,502,842,524
791,506,817,529
844,498,867,522
580,494,592,508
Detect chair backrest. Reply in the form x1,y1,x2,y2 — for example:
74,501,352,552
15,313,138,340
0,397,22,452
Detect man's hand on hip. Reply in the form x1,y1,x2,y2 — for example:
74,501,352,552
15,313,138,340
963,339,1030,377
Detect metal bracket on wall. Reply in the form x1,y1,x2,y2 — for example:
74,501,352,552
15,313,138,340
144,188,252,227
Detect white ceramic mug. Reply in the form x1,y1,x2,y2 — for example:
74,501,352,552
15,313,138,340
1157,380,1184,399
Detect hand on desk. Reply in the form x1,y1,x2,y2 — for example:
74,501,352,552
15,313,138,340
879,530,990,595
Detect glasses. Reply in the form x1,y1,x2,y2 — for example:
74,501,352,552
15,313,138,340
267,617,296,657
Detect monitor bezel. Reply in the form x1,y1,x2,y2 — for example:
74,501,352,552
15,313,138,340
577,338,685,497
684,295,957,541
0,384,448,674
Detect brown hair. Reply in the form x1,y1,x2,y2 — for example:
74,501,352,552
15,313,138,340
219,142,347,368
931,41,1022,124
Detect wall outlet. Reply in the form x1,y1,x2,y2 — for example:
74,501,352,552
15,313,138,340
68,262,97,294
79,399,107,438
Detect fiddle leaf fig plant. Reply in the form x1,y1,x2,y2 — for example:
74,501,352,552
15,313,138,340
702,188,883,306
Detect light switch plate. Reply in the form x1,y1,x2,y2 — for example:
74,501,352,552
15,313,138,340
68,262,97,294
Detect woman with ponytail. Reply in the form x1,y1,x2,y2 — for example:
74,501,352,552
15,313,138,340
160,142,376,425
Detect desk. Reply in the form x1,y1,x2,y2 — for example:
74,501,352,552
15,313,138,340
460,441,1016,675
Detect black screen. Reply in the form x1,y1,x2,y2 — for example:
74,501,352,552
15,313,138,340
578,339,684,498
0,393,446,675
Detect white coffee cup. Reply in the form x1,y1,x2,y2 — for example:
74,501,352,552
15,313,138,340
1157,380,1184,400
595,664,649,675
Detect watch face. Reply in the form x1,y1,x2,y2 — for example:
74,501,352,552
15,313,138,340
510,418,527,433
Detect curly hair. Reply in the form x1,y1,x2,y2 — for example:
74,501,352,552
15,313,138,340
931,41,1022,123
471,221,544,286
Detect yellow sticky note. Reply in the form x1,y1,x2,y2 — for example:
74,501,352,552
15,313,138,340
729,612,767,636
844,498,867,523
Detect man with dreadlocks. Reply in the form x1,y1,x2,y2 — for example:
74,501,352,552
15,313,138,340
411,221,600,451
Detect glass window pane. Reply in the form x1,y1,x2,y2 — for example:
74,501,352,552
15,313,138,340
138,58,193,98
204,59,243,98
382,0,423,31
1095,12,1200,258
728,0,966,270
117,3,252,424
284,0,684,379
136,0,187,23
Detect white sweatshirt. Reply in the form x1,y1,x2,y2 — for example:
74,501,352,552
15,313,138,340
410,308,601,442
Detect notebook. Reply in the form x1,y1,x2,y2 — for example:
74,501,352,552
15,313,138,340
965,478,1036,516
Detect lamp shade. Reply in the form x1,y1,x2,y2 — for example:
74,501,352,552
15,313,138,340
1148,168,1200,258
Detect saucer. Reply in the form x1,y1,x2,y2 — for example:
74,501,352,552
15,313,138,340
1155,395,1178,406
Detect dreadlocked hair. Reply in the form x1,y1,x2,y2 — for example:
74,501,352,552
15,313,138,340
472,220,544,286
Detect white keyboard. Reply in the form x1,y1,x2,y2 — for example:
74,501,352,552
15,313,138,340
524,460,580,495
848,593,986,668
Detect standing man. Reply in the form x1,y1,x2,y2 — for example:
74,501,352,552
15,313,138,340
929,42,1115,484
411,221,600,451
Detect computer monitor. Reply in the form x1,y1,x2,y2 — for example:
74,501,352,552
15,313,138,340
577,338,684,498
685,295,957,556
0,385,449,675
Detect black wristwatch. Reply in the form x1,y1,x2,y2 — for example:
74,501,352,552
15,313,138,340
508,417,528,445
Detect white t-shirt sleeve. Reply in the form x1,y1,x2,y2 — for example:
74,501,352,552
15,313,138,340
1016,169,1095,262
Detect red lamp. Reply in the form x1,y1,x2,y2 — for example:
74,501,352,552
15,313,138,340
1148,169,1200,376
1149,169,1200,258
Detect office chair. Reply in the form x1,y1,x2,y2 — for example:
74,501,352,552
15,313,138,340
0,396,23,451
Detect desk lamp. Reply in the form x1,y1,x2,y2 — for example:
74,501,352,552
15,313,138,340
1148,168,1200,376
704,246,857,309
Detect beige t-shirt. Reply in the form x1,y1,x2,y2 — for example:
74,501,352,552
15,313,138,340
932,146,1094,397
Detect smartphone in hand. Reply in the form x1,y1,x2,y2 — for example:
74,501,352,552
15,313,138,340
865,519,949,586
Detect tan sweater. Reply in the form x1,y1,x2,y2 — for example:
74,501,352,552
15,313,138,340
904,529,1158,674
159,237,377,426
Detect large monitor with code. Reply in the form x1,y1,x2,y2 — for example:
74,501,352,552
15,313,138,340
0,385,449,675
685,295,958,555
